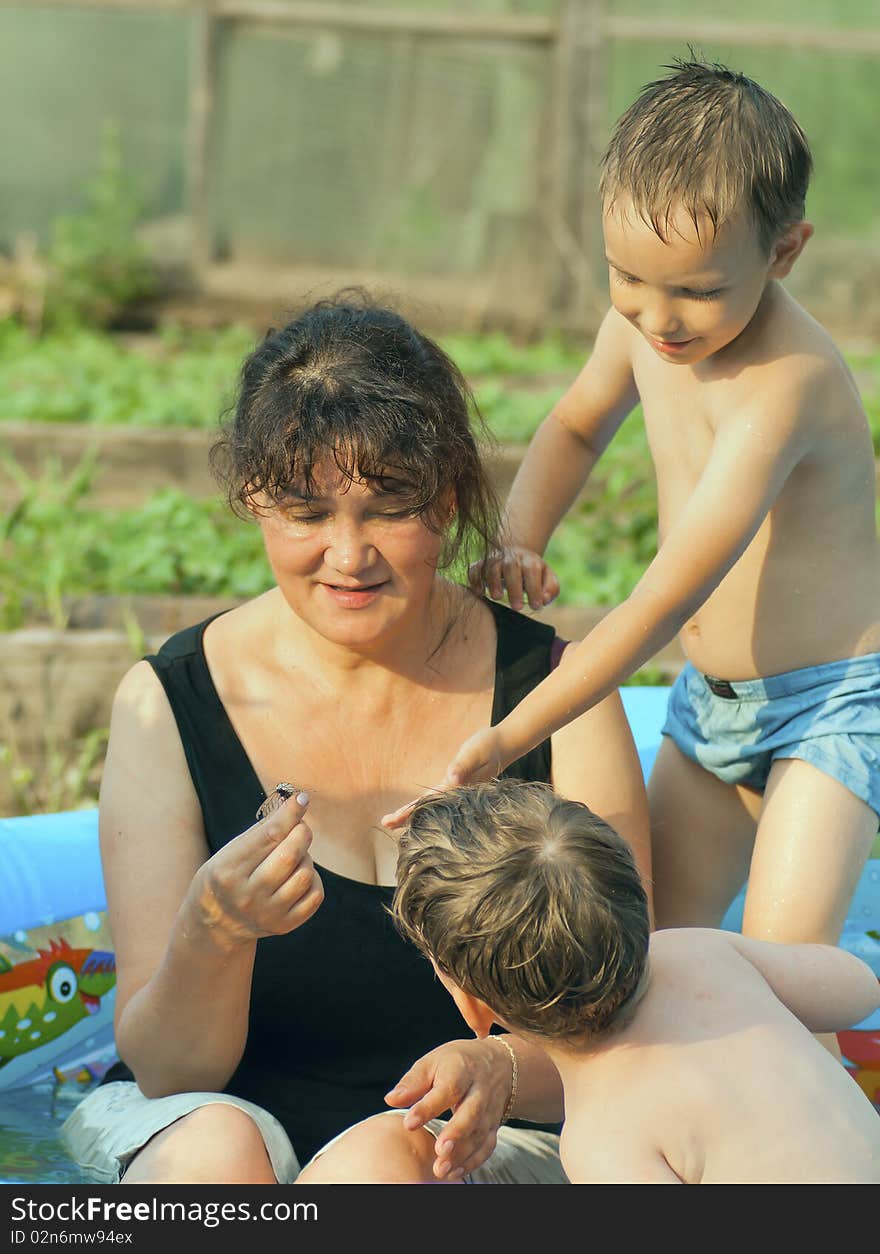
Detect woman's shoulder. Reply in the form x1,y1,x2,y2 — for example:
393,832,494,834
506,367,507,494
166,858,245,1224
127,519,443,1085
153,592,270,668
479,597,561,680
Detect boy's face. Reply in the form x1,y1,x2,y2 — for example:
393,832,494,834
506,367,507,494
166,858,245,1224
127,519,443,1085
602,201,779,366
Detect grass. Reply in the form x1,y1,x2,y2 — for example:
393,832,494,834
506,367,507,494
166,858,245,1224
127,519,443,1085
0,312,878,818
0,320,255,428
2,319,878,624
2,317,878,446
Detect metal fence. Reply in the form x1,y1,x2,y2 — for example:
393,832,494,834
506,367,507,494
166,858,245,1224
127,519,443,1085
2,0,879,334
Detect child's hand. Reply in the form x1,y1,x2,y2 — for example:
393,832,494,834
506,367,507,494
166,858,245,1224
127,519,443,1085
380,727,506,829
381,786,444,831
469,545,560,612
443,726,506,787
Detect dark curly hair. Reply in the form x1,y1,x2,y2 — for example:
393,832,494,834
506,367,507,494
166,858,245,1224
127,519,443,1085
211,289,500,572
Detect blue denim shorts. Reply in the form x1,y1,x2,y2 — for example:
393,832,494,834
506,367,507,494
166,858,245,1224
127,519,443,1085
661,653,880,819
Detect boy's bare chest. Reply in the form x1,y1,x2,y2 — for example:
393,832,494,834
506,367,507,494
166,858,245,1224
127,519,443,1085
640,383,720,493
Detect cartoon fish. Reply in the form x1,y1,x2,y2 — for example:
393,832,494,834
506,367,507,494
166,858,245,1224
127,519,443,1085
0,938,116,1067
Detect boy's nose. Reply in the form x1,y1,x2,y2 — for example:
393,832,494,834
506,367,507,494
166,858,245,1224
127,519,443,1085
639,297,680,338
641,313,681,339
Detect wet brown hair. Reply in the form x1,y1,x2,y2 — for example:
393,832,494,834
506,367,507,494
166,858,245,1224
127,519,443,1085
211,289,500,571
393,780,650,1043
600,58,812,251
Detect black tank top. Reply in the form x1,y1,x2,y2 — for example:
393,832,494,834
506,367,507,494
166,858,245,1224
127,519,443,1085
104,599,563,1162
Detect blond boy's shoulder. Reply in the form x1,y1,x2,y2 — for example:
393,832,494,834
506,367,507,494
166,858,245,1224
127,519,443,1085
748,288,855,398
719,292,863,448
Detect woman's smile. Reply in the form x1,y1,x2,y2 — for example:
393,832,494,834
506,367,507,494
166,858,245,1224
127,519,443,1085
320,579,390,609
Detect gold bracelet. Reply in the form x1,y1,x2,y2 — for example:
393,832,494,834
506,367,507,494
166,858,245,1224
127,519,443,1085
491,1035,518,1124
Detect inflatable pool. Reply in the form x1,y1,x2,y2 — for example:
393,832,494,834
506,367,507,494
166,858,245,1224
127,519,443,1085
1,687,878,1180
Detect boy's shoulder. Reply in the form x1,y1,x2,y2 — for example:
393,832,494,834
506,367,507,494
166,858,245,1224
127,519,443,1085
735,288,853,400
643,929,749,1002
648,926,735,965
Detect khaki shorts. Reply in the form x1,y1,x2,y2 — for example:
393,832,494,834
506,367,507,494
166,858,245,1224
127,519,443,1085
61,1081,565,1185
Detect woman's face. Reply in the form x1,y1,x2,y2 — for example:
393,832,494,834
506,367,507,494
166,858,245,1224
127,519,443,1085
256,458,448,651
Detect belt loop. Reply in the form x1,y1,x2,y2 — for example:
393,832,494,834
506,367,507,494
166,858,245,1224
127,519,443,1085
704,675,738,699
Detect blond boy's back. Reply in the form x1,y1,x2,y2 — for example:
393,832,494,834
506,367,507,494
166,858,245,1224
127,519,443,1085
560,929,880,1184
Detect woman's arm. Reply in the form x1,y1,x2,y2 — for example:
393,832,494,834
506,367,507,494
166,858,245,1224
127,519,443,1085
103,661,322,1097
385,1033,564,1180
550,661,654,920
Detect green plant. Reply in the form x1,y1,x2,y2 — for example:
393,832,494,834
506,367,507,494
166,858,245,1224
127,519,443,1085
0,728,108,817
471,381,567,442
0,319,254,427
440,330,585,378
0,455,273,628
42,124,157,331
0,449,102,628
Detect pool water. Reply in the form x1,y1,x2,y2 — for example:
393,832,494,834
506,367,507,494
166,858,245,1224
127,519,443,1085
2,699,877,1185
0,1079,90,1184
3,907,877,1186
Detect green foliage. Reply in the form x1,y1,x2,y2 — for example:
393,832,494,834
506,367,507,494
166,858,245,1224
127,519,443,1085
471,381,567,443
440,330,585,378
849,353,880,455
1,325,878,627
0,319,255,426
42,125,157,331
0,729,108,817
0,457,272,629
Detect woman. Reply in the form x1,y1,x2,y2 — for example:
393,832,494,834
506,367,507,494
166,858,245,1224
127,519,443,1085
61,294,651,1184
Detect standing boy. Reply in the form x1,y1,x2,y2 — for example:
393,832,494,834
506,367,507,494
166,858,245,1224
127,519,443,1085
388,62,880,988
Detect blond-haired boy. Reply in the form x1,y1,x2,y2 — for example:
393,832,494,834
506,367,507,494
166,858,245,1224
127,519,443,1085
388,62,880,985
393,781,880,1183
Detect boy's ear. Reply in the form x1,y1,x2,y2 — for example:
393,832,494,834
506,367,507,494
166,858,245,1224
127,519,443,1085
449,986,498,1039
768,221,813,279
432,962,498,1038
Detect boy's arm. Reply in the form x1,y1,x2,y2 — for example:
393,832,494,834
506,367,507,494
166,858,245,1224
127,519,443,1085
471,309,639,611
501,308,639,553
723,932,880,1032
448,389,811,784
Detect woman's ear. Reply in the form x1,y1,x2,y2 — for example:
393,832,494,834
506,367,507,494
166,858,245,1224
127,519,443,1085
438,487,458,530
768,221,813,279
243,485,266,517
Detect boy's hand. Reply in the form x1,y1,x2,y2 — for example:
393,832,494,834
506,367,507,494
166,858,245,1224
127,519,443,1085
384,1038,515,1181
380,727,506,830
469,546,560,612
443,726,506,786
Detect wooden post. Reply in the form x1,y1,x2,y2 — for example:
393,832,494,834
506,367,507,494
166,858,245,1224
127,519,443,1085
547,0,607,333
186,3,221,272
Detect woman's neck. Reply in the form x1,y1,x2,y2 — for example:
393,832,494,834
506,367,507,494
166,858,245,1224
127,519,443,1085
273,580,470,695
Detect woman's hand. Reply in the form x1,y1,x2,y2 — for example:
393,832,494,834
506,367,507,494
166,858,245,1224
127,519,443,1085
469,546,560,612
384,1037,517,1181
185,791,324,949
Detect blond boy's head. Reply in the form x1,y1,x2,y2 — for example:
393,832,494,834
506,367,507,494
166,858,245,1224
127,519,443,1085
600,58,812,252
392,780,650,1045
